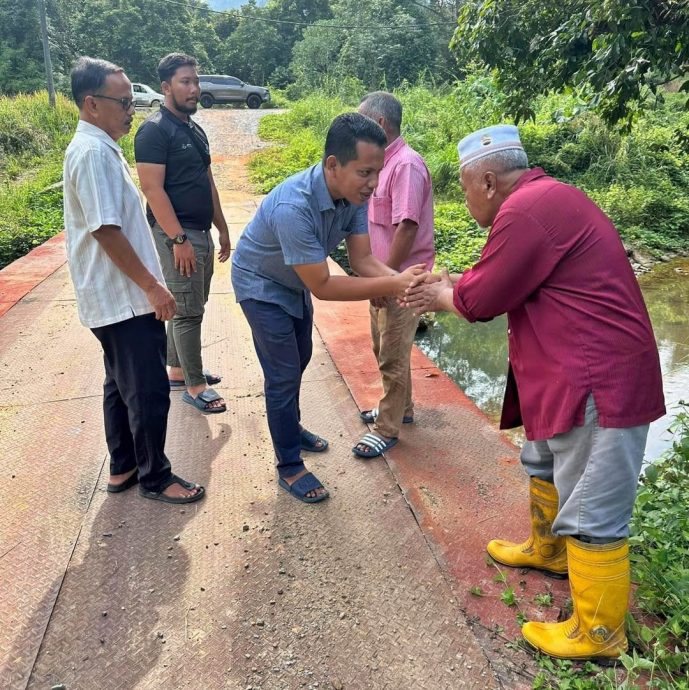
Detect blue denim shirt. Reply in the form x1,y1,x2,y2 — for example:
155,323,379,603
231,163,368,319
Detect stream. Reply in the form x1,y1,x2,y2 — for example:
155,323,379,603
415,257,689,461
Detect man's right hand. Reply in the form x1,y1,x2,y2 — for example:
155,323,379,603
393,263,429,298
145,281,177,321
173,241,196,277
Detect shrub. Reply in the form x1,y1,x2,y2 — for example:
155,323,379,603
250,80,689,259
0,93,141,269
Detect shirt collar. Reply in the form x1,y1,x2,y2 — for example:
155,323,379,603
313,163,336,212
384,135,406,163
511,167,547,194
160,105,194,129
76,120,122,154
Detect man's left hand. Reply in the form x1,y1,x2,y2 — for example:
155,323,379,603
218,230,231,263
401,269,453,314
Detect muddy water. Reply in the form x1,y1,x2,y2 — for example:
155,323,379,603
415,258,689,461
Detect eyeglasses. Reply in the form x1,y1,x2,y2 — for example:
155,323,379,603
89,94,135,111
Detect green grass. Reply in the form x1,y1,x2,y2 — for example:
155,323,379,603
250,79,689,265
0,92,76,268
0,91,141,269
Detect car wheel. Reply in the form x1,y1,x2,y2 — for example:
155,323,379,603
247,94,262,109
150,99,160,109
200,94,214,109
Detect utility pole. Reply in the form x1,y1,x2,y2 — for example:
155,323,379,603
38,0,56,107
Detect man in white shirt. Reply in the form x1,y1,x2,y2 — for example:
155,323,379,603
63,56,205,504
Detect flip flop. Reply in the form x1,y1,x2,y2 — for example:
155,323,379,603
139,474,205,504
360,408,414,424
352,432,399,458
277,472,329,504
182,388,227,415
107,470,139,493
300,428,329,452
170,369,222,390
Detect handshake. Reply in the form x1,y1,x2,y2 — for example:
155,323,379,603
384,264,455,315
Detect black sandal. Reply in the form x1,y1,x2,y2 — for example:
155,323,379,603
107,470,139,493
139,474,205,504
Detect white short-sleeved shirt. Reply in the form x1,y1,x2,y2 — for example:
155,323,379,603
63,120,164,328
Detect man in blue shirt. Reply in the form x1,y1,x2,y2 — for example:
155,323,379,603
232,113,426,503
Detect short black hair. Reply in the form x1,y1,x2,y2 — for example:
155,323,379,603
70,56,123,108
324,112,387,165
157,53,199,83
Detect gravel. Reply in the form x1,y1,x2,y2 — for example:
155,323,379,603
193,108,287,157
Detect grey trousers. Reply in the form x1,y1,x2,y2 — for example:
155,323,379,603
520,395,649,540
152,223,214,387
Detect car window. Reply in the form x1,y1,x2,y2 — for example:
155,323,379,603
133,85,143,92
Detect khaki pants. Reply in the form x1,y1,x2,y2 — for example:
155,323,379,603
152,223,214,387
370,300,420,438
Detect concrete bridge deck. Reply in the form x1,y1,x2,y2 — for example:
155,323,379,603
0,152,571,690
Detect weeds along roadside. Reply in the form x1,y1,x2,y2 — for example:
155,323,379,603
250,80,689,273
250,86,689,689
0,92,141,269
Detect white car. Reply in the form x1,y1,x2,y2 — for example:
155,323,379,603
131,83,164,108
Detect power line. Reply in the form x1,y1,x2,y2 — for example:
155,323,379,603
156,0,454,31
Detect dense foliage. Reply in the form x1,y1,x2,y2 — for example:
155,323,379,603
0,0,454,96
0,93,139,269
452,0,689,126
250,78,689,270
627,406,689,684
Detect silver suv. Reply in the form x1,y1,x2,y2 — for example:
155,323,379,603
198,75,270,109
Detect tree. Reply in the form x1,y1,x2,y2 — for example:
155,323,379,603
69,0,216,83
289,0,437,94
451,0,689,125
265,0,331,71
216,0,283,84
0,0,47,93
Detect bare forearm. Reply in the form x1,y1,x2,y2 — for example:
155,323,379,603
210,183,229,234
436,286,460,313
93,227,160,291
313,274,402,302
386,220,418,271
349,253,397,278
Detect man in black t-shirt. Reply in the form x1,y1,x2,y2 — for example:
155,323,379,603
135,53,230,415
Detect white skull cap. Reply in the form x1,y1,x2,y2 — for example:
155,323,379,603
458,124,524,170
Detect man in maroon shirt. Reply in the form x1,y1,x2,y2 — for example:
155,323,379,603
403,125,664,662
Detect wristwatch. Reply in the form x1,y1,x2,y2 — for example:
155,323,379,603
172,232,188,245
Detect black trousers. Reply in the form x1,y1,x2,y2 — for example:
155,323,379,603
91,313,172,491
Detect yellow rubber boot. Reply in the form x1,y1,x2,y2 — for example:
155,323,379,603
487,477,568,577
522,537,630,661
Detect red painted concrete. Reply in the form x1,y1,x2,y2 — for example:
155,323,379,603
313,260,571,643
0,232,66,317
2,232,569,683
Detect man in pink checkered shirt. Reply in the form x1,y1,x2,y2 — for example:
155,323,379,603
353,92,435,458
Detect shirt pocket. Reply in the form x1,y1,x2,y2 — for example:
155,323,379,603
369,196,392,227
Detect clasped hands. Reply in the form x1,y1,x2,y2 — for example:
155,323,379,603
397,267,454,315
